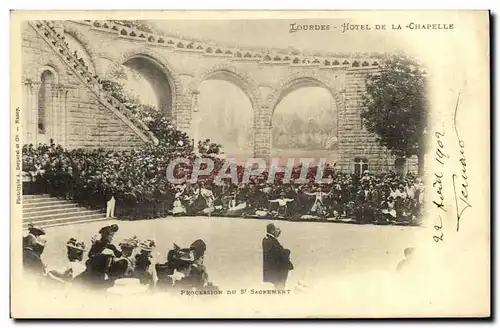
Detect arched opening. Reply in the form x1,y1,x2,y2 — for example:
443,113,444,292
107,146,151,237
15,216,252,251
272,82,338,162
38,70,55,138
196,74,254,159
63,32,96,74
108,55,174,117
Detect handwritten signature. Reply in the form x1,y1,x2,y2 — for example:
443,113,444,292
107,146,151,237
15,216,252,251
451,93,471,232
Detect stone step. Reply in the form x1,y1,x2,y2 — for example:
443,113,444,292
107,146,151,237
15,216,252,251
32,217,112,230
22,194,51,199
23,214,109,229
23,202,79,213
24,206,96,219
25,209,104,222
23,198,70,206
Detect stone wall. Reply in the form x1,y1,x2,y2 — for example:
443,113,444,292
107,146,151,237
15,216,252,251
21,21,145,151
22,19,419,173
338,68,418,174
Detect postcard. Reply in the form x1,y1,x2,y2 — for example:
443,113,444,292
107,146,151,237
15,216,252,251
10,10,490,318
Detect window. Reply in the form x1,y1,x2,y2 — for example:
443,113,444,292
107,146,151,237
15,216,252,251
38,70,55,134
354,157,369,176
395,158,406,175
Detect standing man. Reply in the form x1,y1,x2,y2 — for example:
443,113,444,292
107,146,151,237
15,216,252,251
262,223,293,289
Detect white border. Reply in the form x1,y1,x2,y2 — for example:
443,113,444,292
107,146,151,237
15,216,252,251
2,1,498,327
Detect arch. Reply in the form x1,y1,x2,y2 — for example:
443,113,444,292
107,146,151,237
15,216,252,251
24,60,67,88
38,66,59,83
266,72,343,159
62,23,100,74
37,69,56,135
189,64,262,109
113,48,183,115
266,72,343,113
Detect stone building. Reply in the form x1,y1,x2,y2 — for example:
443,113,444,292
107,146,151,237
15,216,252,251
21,20,418,174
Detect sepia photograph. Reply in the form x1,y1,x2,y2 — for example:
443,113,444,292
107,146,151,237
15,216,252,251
10,10,490,318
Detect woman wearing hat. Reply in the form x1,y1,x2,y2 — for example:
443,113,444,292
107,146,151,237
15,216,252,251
47,238,86,285
87,224,121,259
75,225,121,290
108,236,139,282
23,223,45,250
182,239,218,292
133,239,157,286
23,225,47,278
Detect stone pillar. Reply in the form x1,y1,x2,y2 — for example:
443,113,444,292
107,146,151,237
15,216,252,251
27,81,41,146
174,91,194,132
22,80,36,146
253,105,272,158
53,84,69,147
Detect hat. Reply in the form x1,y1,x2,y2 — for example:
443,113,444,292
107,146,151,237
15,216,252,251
27,223,45,236
139,239,156,252
190,239,207,255
178,250,195,262
66,238,86,252
99,224,119,235
119,236,139,249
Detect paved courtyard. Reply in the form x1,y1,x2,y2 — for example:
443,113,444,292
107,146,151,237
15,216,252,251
39,217,421,290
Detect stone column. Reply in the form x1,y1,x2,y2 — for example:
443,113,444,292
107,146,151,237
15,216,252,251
174,91,194,132
253,105,272,158
190,90,201,153
53,84,69,147
22,80,35,145
28,82,41,146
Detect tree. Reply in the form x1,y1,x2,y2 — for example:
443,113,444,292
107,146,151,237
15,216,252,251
360,55,428,175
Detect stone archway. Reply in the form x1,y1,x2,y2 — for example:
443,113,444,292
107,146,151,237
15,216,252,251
189,64,262,109
261,72,345,158
111,48,183,119
187,64,263,156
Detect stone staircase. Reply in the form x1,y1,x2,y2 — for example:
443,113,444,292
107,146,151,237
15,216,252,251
29,20,158,146
23,195,110,230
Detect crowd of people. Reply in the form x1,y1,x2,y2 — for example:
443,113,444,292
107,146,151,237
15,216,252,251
23,142,424,225
23,223,219,293
30,21,424,226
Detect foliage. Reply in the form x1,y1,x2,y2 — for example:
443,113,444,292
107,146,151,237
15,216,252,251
360,55,427,171
99,77,222,154
198,139,222,155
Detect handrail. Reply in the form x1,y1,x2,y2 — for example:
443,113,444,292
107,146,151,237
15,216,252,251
30,20,159,146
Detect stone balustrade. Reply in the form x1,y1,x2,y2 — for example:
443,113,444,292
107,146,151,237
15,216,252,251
68,19,383,69
33,20,158,145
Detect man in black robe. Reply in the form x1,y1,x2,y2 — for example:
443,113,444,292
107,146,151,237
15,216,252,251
262,223,293,289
